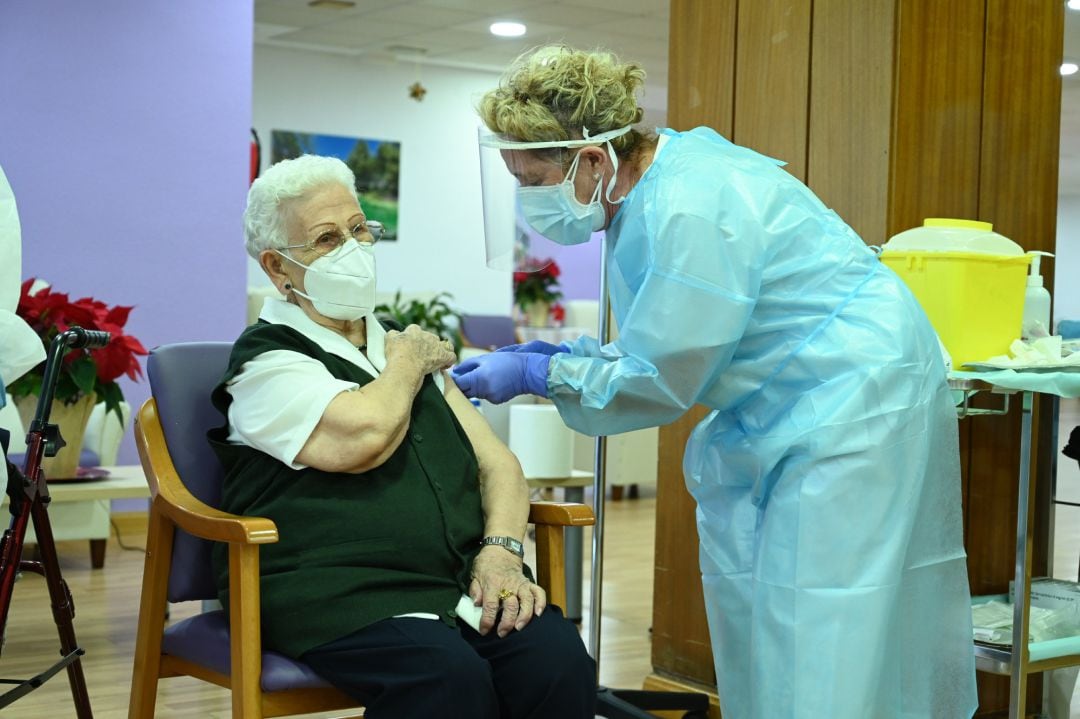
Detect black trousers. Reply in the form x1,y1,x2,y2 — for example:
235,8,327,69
300,605,597,719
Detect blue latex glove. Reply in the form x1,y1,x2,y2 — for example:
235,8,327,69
495,340,569,356
451,352,550,403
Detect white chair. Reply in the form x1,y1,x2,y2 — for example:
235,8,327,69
83,401,131,466
562,299,600,337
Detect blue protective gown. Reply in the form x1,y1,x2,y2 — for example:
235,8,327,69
548,128,977,718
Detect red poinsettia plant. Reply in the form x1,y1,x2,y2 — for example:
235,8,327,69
8,279,148,422
512,257,563,312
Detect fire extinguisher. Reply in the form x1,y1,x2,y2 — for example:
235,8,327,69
250,128,261,185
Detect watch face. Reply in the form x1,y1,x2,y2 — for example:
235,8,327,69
485,536,523,555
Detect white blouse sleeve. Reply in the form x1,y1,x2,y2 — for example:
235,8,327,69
225,349,360,469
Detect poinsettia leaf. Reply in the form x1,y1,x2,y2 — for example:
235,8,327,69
69,357,98,395
8,372,41,401
92,342,130,383
54,372,80,405
99,382,124,425
65,301,102,328
13,282,146,420
104,304,132,327
122,332,148,355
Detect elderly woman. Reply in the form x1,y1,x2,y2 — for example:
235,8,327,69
207,155,595,718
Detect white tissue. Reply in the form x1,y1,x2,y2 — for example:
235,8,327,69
980,336,1080,369
455,593,483,632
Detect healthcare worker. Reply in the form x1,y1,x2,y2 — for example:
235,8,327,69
453,46,977,719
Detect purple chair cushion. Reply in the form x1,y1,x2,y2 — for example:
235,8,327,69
7,448,99,473
146,342,233,602
460,315,517,350
162,610,332,692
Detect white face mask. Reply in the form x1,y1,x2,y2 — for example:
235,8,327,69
277,239,376,321
516,143,625,246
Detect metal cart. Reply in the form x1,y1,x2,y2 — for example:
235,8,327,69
952,376,1074,719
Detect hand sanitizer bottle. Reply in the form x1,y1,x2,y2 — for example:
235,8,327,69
1022,251,1053,339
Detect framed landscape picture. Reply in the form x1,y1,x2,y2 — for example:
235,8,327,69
271,129,400,241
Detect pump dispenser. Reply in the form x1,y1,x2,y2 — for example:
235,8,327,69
1022,251,1054,338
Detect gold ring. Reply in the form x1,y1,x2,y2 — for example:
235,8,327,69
497,589,514,601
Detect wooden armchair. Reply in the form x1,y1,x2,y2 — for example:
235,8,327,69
127,342,594,719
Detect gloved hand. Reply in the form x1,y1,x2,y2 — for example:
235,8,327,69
451,352,550,403
495,340,569,356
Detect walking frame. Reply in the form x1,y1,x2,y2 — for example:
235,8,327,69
0,326,110,717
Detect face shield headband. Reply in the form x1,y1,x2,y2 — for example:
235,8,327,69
479,125,634,206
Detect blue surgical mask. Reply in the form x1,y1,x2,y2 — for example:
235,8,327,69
516,151,606,246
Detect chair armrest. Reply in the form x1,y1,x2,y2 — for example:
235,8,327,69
150,494,278,546
135,398,278,545
528,502,592,607
528,501,595,527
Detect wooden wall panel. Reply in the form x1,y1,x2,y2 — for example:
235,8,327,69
806,0,895,245
978,0,1063,252
654,1,737,691
668,0,737,133
887,0,986,237
651,406,714,686
968,1,1064,713
663,1,1063,714
732,0,812,181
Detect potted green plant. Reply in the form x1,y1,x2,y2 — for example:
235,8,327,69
375,291,463,351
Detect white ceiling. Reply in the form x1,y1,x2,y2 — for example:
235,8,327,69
255,0,1079,195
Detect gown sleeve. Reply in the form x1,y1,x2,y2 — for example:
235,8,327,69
549,191,768,436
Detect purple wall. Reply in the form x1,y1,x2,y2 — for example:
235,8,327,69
1,1,253,465
523,227,603,301
550,233,603,301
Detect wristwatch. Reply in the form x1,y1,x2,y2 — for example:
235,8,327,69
481,535,524,558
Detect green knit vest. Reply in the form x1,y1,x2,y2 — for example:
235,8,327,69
208,321,483,658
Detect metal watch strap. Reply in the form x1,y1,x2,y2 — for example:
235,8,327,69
481,535,524,558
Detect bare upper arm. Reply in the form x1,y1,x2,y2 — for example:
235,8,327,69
442,371,518,473
292,388,392,473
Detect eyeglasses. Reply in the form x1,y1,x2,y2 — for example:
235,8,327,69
281,220,385,256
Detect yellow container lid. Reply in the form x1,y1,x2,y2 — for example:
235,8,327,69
923,218,994,232
883,218,1024,255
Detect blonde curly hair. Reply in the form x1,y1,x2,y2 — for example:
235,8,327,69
478,45,647,158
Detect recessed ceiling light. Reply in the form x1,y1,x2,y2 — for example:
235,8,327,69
1068,0,1080,10
1062,62,1079,76
490,21,526,38
308,0,355,8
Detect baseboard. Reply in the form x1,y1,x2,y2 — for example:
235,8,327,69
642,673,722,719
111,510,149,540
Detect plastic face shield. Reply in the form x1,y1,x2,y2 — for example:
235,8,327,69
477,125,631,272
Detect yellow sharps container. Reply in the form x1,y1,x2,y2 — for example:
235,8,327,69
880,219,1032,368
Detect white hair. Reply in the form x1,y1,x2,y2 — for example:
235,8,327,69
243,155,358,258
